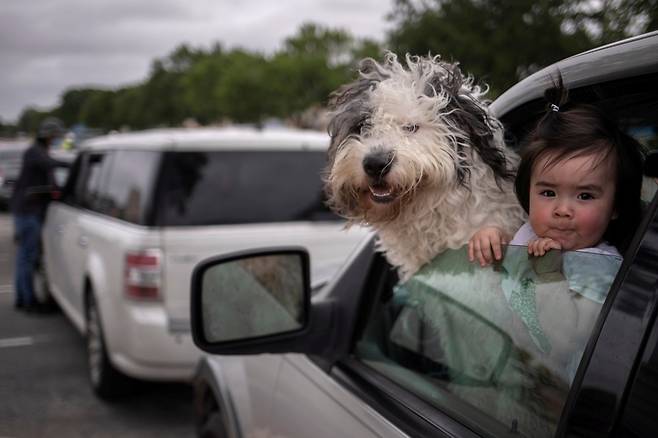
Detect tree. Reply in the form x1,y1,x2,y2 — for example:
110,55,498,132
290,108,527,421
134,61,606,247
16,107,52,136
213,51,276,123
386,0,656,97
181,46,227,124
270,23,383,117
54,88,99,127
79,90,115,130
387,0,593,96
566,0,658,45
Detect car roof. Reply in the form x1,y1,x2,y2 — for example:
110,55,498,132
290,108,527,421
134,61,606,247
0,139,30,152
80,126,330,151
490,31,658,118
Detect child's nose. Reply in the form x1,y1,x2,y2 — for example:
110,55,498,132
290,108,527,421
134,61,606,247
553,202,573,218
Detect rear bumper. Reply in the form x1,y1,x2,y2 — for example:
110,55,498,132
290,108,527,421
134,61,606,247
106,304,201,381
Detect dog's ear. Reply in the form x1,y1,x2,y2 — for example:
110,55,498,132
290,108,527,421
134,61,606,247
433,63,513,183
327,72,376,166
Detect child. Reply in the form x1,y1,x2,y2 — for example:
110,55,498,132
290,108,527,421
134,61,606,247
469,78,644,266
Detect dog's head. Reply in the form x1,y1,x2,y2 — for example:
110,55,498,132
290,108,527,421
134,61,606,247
325,53,512,224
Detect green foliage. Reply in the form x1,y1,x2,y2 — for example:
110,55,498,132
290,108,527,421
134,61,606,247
387,0,657,97
16,107,52,136
6,3,655,135
213,50,275,123
79,90,116,129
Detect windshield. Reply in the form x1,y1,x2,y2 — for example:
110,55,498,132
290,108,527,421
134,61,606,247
355,244,622,438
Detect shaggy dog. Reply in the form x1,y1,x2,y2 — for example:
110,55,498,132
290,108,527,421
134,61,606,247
325,53,526,279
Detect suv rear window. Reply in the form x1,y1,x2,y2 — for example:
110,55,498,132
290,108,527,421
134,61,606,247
153,150,336,226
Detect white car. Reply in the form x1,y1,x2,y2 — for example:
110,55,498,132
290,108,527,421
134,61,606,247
41,126,368,399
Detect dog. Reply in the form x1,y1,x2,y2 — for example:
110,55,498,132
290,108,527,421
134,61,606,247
325,53,526,280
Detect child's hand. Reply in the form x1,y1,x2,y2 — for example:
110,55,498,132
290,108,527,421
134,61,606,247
527,237,562,256
468,227,509,266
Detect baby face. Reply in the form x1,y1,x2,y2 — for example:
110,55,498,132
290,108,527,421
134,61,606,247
528,152,617,251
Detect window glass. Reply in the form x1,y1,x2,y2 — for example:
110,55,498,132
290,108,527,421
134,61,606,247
61,155,82,205
154,150,337,226
355,245,622,438
77,152,111,211
99,150,161,224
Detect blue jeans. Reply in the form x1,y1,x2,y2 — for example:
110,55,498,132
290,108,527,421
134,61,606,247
14,214,42,306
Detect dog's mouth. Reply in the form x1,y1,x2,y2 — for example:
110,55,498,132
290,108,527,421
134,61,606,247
368,183,395,204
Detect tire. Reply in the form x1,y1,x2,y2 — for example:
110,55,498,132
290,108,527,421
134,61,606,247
86,292,132,400
194,382,229,438
32,258,58,311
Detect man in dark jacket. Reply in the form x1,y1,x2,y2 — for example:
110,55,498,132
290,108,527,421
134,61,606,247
11,117,69,312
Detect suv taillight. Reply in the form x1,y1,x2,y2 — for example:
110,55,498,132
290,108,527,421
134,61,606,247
125,250,162,300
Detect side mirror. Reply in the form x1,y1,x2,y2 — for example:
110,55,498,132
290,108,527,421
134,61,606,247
191,248,311,353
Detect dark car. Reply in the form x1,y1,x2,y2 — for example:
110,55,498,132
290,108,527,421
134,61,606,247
190,31,658,438
0,140,29,209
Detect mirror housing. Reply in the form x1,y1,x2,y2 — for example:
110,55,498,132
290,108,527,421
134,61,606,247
191,247,312,354
190,236,378,361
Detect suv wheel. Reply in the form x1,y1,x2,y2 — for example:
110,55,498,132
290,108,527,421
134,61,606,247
86,292,131,399
32,258,58,310
195,382,229,438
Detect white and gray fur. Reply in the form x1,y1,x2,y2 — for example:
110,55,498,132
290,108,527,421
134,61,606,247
325,53,526,279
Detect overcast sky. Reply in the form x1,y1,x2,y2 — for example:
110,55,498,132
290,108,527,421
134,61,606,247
0,0,393,122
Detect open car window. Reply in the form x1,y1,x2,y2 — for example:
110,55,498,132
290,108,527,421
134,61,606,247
354,245,622,438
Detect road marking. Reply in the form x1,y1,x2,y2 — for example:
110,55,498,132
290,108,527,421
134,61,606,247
0,336,34,348
0,284,13,294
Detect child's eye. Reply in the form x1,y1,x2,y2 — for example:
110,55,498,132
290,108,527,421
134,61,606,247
539,190,556,197
403,124,419,133
578,193,595,200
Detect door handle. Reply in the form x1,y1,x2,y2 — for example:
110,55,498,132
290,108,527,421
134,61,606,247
78,236,88,248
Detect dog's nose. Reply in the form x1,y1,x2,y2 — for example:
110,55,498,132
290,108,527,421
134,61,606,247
363,152,394,178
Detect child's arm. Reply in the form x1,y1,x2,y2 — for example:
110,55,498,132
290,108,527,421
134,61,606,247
528,237,562,256
468,226,510,266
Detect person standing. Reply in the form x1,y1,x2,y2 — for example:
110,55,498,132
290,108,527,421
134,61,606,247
10,117,69,312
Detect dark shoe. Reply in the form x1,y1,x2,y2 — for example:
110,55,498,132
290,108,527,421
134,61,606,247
14,302,25,310
24,303,50,315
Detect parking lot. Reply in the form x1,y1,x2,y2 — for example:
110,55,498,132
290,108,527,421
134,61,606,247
0,212,195,437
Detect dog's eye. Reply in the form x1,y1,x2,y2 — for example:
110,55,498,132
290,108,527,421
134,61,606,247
403,124,419,133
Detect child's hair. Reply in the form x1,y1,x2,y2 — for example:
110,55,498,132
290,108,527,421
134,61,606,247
514,74,645,253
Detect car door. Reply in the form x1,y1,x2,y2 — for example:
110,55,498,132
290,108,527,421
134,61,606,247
52,151,112,321
42,154,80,298
268,354,409,438
305,189,657,438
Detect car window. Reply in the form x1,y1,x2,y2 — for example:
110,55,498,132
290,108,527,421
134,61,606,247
77,152,112,211
354,245,622,438
500,72,658,204
61,155,82,204
98,150,161,224
153,150,337,226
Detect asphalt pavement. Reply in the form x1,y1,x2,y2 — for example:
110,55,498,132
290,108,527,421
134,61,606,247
0,212,195,437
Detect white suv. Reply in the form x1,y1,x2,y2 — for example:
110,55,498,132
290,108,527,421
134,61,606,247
41,126,368,399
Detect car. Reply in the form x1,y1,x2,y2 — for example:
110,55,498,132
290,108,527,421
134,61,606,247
189,31,658,438
40,126,369,399
0,139,29,209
